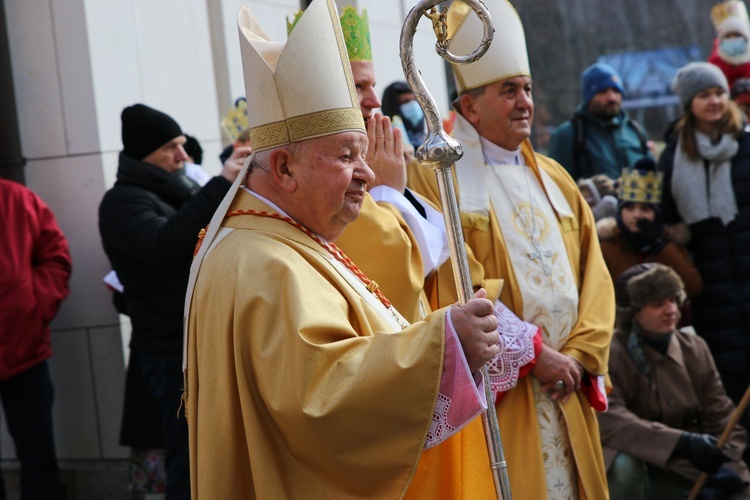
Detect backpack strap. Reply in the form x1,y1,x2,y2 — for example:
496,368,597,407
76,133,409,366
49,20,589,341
627,118,650,156
572,115,590,178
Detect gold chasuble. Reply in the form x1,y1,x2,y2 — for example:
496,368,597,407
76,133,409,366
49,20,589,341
336,193,429,324
407,115,614,499
187,191,448,498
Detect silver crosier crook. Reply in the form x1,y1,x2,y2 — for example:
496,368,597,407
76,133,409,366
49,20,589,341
399,2,511,499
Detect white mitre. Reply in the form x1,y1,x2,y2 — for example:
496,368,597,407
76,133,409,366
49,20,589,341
182,0,365,364
448,0,530,93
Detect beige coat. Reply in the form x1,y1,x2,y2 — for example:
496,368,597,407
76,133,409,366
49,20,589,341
598,327,750,485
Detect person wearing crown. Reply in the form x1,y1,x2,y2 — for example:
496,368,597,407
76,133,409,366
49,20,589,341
708,0,750,91
599,263,750,499
407,1,615,498
182,0,513,497
597,157,703,299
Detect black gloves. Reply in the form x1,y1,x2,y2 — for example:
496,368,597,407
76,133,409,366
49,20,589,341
696,466,747,499
672,433,731,474
635,218,667,255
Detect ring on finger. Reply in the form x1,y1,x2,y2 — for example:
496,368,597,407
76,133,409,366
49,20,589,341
554,380,564,391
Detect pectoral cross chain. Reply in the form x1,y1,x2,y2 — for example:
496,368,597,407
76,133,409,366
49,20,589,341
528,236,553,276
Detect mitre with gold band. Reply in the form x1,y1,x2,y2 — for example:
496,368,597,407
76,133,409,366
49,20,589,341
288,4,373,62
239,0,364,152
183,0,366,362
447,0,530,93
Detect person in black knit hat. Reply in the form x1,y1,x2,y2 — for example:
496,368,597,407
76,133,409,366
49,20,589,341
98,103,250,499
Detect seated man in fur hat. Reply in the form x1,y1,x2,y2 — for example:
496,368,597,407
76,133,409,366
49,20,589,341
599,262,750,499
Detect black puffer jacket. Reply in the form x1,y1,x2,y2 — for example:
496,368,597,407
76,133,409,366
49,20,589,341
99,153,231,352
658,129,750,392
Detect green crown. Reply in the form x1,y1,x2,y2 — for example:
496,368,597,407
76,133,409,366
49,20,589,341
285,10,304,36
288,5,372,62
339,6,372,61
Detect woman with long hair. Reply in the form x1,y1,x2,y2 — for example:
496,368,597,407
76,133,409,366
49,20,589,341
658,61,750,422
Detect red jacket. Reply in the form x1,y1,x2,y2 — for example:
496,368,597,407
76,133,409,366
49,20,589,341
0,179,71,379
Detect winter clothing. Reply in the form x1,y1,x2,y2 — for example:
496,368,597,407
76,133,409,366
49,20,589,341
710,38,750,91
672,132,738,225
597,217,703,300
613,262,686,309
658,127,750,407
671,62,729,109
598,327,750,492
0,179,70,499
121,104,183,160
0,179,71,379
548,103,650,179
98,153,231,352
581,62,625,104
99,152,230,500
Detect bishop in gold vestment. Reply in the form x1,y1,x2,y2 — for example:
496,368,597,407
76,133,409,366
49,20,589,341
405,2,615,498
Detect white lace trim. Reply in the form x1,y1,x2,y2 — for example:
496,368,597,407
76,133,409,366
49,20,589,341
425,393,456,448
488,301,537,395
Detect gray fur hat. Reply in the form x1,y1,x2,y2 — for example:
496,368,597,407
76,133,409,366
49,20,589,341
671,62,729,109
615,263,686,309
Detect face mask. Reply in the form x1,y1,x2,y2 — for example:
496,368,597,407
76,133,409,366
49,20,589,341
399,100,424,127
721,36,748,57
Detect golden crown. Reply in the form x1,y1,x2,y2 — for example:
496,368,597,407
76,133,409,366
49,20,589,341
618,168,663,204
712,0,747,28
220,98,249,143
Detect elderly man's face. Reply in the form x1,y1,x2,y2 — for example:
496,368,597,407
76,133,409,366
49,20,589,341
290,132,374,241
142,136,189,173
350,61,381,123
461,76,533,150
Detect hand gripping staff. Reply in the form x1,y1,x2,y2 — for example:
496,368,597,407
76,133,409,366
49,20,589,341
399,2,510,498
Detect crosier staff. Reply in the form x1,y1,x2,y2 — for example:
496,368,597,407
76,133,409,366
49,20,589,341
399,2,511,499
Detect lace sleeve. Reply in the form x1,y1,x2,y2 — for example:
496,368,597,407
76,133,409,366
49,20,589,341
487,300,538,398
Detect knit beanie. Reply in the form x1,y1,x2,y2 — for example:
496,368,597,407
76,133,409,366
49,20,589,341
671,62,729,110
121,104,183,160
581,63,625,104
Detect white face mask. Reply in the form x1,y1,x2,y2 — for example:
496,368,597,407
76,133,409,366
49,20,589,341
399,100,424,127
721,36,748,56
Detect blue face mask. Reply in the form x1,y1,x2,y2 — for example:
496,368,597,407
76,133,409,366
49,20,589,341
721,36,748,56
400,100,424,127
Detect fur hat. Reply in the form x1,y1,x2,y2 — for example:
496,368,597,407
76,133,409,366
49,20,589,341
615,263,686,329
615,263,686,309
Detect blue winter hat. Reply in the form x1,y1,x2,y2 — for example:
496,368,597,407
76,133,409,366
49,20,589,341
582,63,626,104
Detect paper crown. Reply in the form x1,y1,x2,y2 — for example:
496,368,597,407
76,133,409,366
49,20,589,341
618,167,663,204
711,0,750,36
220,98,249,143
238,0,364,153
287,5,372,62
447,0,530,93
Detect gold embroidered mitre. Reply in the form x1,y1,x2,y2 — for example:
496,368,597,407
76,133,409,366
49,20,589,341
618,168,663,204
220,98,249,143
447,0,530,94
711,0,750,37
287,5,372,62
238,0,364,152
